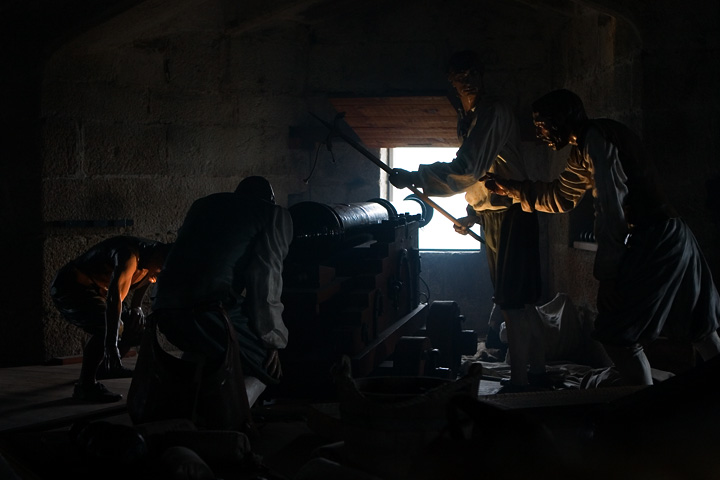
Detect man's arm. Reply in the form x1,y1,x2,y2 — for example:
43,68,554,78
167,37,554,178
245,206,293,349
105,252,137,366
487,148,592,213
125,282,149,333
393,101,514,195
243,206,293,381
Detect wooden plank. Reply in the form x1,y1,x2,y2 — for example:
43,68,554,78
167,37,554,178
341,116,456,127
329,96,459,148
351,303,429,375
330,96,453,106
350,127,458,138
353,134,460,148
338,105,455,118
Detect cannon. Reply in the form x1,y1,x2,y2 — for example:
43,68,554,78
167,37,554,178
269,196,475,401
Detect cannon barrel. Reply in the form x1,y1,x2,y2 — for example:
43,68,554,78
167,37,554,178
288,196,431,260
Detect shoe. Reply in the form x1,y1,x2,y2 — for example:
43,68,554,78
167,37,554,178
73,382,123,403
96,365,134,379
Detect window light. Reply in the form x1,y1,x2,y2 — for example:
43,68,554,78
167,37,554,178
388,147,483,250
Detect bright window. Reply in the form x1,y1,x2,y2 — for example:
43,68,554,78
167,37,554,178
389,147,482,250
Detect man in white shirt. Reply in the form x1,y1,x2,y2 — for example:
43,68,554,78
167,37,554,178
390,51,548,391
487,89,720,386
152,176,293,404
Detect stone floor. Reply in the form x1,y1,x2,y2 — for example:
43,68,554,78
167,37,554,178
1,352,717,479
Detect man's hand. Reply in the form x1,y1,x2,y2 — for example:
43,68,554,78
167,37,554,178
265,348,283,380
103,345,124,372
453,215,478,236
389,168,416,189
124,307,146,334
119,307,146,346
485,175,522,200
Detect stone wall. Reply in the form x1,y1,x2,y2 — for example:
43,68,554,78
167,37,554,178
2,0,716,365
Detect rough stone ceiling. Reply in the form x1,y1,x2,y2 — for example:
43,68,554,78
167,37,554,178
5,0,642,49
6,0,642,148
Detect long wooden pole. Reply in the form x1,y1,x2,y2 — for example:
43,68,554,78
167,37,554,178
310,112,485,244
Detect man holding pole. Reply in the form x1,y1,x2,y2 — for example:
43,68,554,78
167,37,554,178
390,50,549,391
486,89,720,386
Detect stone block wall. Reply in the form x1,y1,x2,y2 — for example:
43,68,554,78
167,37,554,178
3,0,717,365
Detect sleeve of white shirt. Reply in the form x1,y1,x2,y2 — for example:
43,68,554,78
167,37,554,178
245,206,294,349
415,101,514,196
520,147,592,214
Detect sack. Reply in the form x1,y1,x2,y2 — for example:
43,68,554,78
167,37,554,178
127,306,252,432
